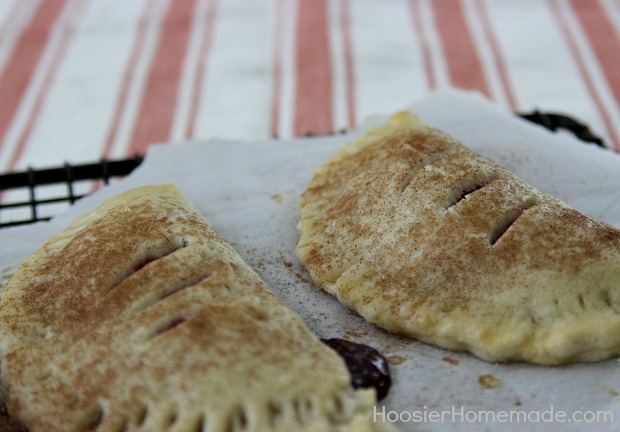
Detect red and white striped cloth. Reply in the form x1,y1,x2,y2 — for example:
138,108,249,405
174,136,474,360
1,0,620,174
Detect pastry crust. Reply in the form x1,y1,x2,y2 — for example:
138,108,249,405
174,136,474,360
0,184,389,432
297,112,620,365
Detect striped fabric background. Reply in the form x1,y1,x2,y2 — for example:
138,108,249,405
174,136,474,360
0,0,619,175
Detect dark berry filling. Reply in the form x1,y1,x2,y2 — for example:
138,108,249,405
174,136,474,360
322,338,391,400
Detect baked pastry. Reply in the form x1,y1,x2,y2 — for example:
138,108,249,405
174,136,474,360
296,111,620,365
0,184,390,432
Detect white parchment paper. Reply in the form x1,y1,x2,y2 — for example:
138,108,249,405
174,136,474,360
2,91,620,431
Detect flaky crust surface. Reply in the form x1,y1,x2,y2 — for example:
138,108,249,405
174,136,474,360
297,112,620,365
0,184,386,432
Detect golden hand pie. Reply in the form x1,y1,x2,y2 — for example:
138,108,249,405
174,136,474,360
0,184,388,432
296,112,620,365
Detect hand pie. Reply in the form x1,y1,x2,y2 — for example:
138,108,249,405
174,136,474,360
0,184,389,432
296,112,620,365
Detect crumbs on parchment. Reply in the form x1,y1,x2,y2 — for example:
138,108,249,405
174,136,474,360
270,192,287,203
387,355,407,365
479,374,502,389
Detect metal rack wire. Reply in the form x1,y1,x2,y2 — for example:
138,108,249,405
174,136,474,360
0,156,143,228
517,110,606,148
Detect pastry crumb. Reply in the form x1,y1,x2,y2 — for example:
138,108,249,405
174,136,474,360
479,374,502,389
600,385,619,398
279,252,294,269
386,355,407,365
442,356,459,365
270,192,287,203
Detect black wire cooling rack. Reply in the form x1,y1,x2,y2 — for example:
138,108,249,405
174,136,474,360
0,156,143,228
0,111,606,229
